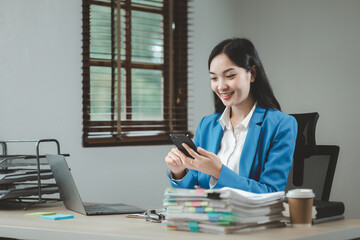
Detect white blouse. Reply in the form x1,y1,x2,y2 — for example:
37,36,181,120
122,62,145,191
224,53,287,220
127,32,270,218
209,103,257,188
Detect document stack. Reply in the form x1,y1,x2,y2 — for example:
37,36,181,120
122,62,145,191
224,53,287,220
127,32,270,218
162,187,286,234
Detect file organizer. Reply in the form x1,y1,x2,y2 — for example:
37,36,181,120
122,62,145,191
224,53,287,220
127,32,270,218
0,139,69,209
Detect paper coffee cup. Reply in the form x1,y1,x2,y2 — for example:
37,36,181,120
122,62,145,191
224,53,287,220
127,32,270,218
286,189,315,227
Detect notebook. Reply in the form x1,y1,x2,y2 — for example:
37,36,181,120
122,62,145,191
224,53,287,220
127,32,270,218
46,154,146,215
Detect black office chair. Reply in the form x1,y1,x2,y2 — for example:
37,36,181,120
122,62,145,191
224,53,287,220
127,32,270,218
289,112,340,201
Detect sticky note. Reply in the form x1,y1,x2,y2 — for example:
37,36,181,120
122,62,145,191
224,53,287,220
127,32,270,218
208,212,219,222
195,189,205,194
195,207,205,213
24,212,57,216
191,201,201,207
41,214,74,220
205,207,213,212
187,221,199,232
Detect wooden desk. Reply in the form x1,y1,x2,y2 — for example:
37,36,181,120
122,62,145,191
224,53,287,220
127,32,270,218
0,203,359,240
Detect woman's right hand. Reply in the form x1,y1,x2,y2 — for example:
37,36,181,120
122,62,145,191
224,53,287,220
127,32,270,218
165,147,187,179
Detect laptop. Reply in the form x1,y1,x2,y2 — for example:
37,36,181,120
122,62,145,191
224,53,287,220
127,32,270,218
46,154,146,215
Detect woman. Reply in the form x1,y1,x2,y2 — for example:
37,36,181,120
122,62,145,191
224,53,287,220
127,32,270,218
165,38,297,193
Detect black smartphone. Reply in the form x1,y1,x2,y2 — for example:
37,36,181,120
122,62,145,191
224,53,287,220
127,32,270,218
170,134,198,158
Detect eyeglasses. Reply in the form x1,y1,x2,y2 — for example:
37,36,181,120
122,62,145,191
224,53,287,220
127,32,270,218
144,209,166,223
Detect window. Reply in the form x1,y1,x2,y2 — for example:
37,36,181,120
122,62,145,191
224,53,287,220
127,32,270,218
82,0,190,147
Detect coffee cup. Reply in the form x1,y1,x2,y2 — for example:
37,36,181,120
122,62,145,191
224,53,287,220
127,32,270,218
286,189,315,227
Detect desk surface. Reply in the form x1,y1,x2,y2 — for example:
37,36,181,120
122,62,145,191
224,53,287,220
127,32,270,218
0,203,359,240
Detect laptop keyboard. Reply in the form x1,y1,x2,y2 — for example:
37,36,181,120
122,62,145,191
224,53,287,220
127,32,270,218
85,204,121,213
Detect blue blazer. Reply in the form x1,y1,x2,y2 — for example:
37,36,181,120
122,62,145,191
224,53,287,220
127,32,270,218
168,106,297,193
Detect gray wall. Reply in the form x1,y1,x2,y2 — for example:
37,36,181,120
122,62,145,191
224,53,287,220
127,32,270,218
233,0,360,219
1,0,359,218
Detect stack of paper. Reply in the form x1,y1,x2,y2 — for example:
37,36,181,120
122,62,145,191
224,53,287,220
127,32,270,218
162,187,286,234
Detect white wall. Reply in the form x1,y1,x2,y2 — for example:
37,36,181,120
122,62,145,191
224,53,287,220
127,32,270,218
190,0,238,119
234,0,360,219
1,0,359,219
0,0,235,208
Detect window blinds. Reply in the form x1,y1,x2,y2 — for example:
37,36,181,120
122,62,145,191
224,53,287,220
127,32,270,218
82,0,190,146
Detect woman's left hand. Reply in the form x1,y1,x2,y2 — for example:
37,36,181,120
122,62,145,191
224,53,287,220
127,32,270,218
180,144,222,179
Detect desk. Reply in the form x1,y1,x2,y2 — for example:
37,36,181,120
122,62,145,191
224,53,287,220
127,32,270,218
0,203,360,240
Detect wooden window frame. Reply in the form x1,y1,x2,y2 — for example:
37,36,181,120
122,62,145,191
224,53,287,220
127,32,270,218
82,0,190,147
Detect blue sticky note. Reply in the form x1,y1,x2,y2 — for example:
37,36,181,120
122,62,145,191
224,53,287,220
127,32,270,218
41,214,74,220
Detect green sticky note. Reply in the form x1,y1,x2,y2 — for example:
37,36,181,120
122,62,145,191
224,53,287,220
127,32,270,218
218,221,232,226
220,212,234,222
187,221,198,227
24,212,57,217
188,221,199,232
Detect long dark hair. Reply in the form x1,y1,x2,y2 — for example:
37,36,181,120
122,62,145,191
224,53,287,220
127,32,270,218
208,38,281,113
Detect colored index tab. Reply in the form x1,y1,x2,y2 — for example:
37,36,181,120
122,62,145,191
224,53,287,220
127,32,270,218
185,201,192,207
218,221,232,226
41,214,74,220
220,213,234,222
166,225,178,231
164,197,176,202
208,212,219,222
188,221,199,232
205,207,213,212
195,207,205,213
167,206,183,212
194,189,206,194
191,201,201,207
166,188,177,193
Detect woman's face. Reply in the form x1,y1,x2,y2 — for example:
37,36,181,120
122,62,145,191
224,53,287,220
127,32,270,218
209,53,255,109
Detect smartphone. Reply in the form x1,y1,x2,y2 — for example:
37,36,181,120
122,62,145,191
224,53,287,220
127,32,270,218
170,134,198,158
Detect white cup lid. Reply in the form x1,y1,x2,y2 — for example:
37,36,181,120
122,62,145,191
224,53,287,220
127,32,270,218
286,189,315,198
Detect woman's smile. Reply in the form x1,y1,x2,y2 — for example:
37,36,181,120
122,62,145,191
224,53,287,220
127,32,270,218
219,91,234,100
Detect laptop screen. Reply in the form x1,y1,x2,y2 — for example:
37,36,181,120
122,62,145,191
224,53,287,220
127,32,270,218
46,154,87,215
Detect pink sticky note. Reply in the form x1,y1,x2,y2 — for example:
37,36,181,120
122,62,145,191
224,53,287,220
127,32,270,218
191,201,201,207
195,189,205,194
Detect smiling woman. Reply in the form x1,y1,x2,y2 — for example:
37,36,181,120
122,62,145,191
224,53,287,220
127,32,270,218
165,38,298,193
209,54,255,119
